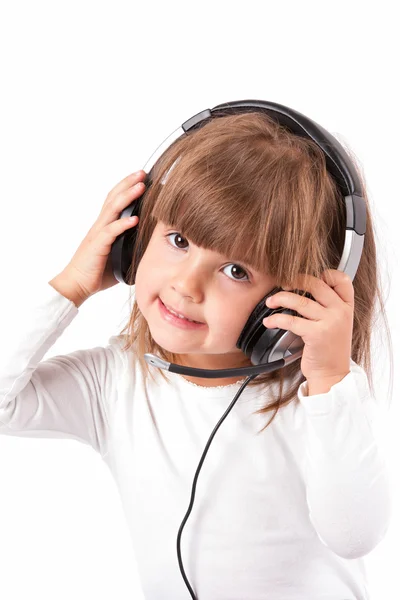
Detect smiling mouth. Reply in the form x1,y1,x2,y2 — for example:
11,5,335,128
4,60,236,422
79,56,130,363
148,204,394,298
160,298,204,324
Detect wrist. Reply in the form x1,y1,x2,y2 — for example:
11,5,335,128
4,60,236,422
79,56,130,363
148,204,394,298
48,272,89,308
306,372,350,396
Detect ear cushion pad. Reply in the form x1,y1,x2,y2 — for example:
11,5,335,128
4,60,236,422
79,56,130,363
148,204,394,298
237,288,314,359
237,286,286,356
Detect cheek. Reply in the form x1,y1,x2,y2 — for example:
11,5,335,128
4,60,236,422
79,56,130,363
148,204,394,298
134,255,154,310
134,250,168,314
210,300,248,338
229,298,258,335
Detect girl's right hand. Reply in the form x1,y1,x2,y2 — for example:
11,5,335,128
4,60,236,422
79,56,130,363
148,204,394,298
53,170,147,304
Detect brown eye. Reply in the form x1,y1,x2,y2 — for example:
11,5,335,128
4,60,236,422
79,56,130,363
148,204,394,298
223,264,250,282
167,232,188,249
173,233,188,249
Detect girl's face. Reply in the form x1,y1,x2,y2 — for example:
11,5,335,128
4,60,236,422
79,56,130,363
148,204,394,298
134,220,277,386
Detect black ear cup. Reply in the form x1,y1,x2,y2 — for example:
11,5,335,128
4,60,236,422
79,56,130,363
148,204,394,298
236,288,315,365
111,173,151,285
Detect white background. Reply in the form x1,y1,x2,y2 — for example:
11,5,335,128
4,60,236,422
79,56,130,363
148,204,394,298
0,1,398,598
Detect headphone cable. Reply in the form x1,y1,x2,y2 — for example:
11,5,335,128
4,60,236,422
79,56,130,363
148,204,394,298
176,373,259,599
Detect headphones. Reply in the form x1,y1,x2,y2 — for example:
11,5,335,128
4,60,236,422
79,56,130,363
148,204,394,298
110,99,366,373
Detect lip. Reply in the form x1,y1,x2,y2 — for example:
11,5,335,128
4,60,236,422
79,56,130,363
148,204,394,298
158,298,206,330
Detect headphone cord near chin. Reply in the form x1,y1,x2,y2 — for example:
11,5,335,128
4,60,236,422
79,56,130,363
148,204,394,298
176,373,259,599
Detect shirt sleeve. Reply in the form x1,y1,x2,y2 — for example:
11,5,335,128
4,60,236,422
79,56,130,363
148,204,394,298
297,359,392,559
0,283,121,457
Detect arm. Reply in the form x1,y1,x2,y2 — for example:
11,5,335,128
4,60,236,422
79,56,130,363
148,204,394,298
0,282,119,457
297,359,392,559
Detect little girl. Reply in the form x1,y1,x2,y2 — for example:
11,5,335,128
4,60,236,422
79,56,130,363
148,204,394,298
0,102,392,600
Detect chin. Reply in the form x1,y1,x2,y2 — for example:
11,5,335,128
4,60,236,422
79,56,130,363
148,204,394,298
147,326,190,355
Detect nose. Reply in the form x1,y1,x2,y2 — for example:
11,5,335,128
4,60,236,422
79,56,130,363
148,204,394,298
169,260,206,302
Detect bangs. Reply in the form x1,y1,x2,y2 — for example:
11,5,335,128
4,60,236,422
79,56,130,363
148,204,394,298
146,110,341,285
151,179,273,274
149,151,292,277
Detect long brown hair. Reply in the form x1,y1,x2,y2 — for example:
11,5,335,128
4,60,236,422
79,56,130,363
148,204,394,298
118,111,393,432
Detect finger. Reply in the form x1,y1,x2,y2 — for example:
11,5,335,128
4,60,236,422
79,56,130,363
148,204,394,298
95,182,145,230
92,216,139,257
266,291,324,321
263,311,316,338
105,170,147,205
283,270,349,309
321,269,355,307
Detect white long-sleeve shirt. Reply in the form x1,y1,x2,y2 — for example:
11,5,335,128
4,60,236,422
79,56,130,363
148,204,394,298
0,282,392,600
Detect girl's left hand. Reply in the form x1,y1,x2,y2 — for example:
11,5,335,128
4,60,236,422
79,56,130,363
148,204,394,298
263,269,354,386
